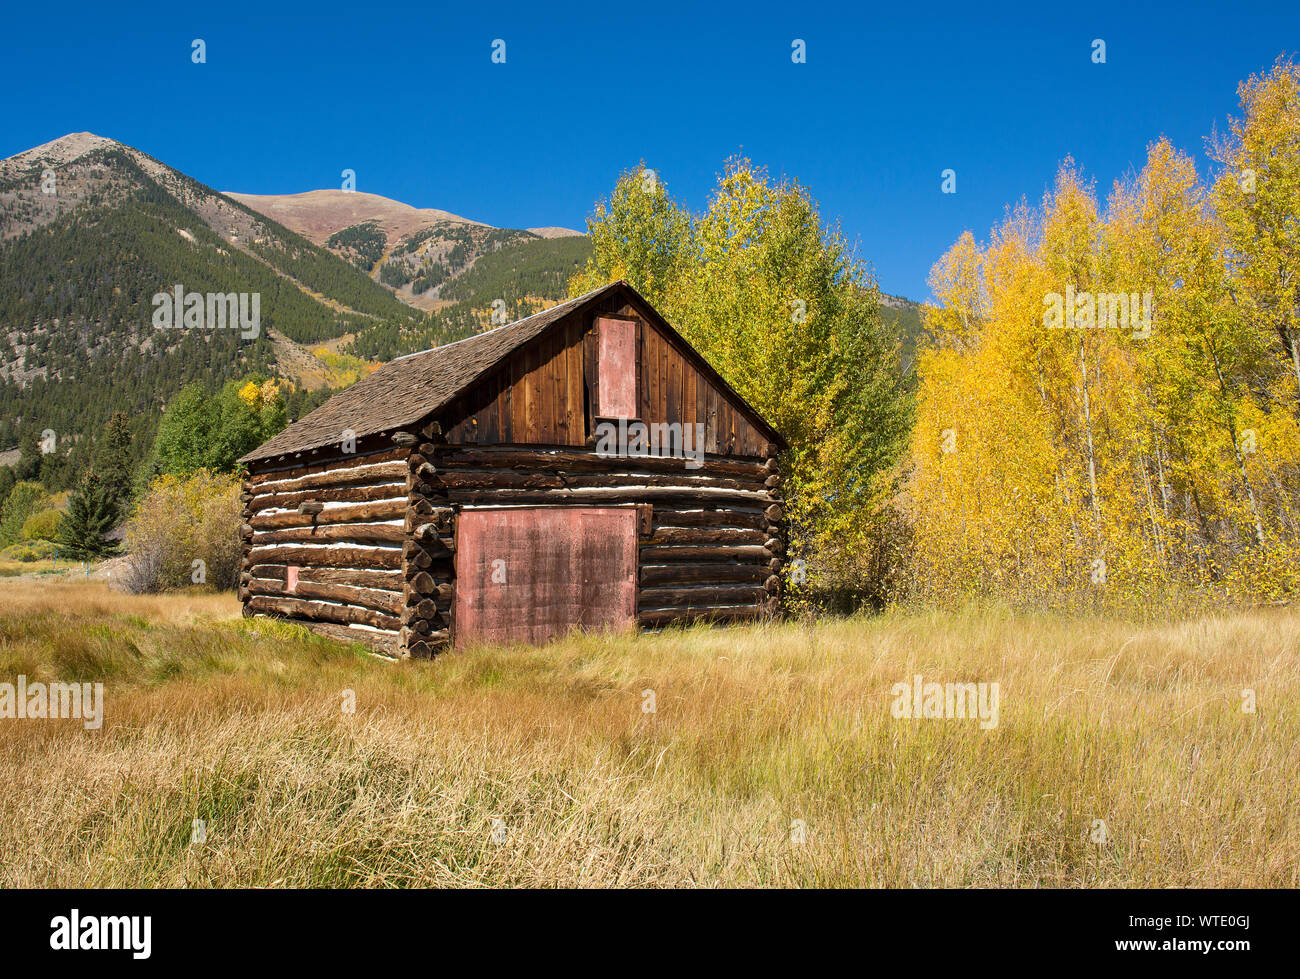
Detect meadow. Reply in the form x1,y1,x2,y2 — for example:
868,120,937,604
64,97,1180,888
0,577,1295,887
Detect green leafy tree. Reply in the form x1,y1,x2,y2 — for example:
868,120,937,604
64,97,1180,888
57,471,121,562
22,508,62,542
572,160,913,601
153,377,288,475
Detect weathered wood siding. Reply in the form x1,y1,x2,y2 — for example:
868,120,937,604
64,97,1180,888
443,293,770,458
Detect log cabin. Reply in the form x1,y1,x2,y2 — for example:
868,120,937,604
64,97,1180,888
237,281,787,656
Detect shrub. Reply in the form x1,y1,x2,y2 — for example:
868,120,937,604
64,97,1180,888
0,540,57,562
22,508,63,542
0,481,48,547
120,470,242,593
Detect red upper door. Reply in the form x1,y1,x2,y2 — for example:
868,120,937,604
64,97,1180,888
596,317,638,419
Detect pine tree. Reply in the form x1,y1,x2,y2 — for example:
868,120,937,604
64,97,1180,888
57,471,121,562
95,411,135,507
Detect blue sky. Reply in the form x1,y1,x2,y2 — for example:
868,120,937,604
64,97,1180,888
2,0,1295,300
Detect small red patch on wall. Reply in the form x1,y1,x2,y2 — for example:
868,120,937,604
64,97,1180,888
597,317,637,418
286,565,300,593
454,507,638,647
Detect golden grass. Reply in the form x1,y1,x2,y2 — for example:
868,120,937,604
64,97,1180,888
0,578,1296,887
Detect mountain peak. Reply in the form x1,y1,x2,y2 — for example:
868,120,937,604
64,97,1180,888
2,132,121,169
223,189,486,246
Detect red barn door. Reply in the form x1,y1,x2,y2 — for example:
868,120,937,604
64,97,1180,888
453,507,638,647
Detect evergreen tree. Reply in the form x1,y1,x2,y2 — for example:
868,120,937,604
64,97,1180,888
95,412,136,507
57,471,121,562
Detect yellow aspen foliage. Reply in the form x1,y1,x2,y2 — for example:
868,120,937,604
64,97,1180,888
909,121,1300,609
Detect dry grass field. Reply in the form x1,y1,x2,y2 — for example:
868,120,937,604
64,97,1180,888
0,577,1296,887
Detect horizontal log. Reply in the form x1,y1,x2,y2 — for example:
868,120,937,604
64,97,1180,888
246,544,402,569
251,523,405,546
405,507,453,533
248,577,402,615
639,564,770,587
639,545,771,563
407,571,436,594
764,575,781,594
638,585,766,608
405,635,450,658
248,594,401,631
650,507,765,530
414,526,455,554
254,460,409,494
247,565,404,589
439,448,768,479
637,605,768,628
411,479,449,499
250,482,406,511
400,574,454,596
252,499,405,530
445,486,771,506
391,431,419,447
647,527,766,547
248,446,407,481
279,619,401,654
764,504,784,522
427,469,764,493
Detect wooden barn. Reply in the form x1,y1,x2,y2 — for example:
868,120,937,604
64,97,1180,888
237,281,787,656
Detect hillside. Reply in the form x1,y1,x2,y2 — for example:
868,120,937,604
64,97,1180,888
232,188,586,314
0,134,592,468
0,133,421,461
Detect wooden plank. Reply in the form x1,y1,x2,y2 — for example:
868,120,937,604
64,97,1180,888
564,321,582,445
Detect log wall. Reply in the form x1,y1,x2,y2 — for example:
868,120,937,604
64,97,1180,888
428,444,785,637
240,437,411,655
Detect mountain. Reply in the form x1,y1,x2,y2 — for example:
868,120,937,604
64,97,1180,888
0,133,592,476
229,189,585,314
0,132,919,484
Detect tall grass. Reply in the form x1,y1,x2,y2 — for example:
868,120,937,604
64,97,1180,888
1,579,1296,887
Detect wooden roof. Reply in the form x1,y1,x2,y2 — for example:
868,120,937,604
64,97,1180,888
240,281,783,465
